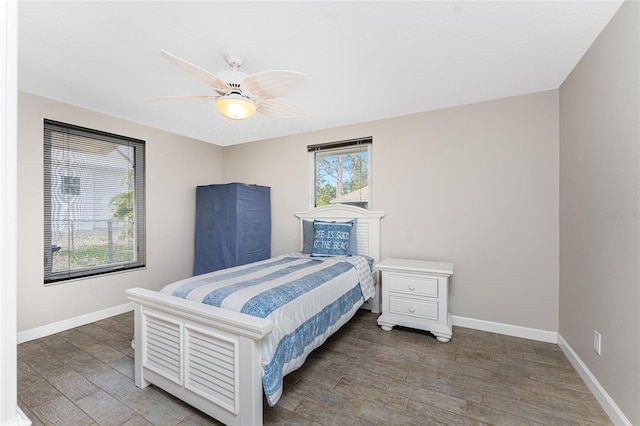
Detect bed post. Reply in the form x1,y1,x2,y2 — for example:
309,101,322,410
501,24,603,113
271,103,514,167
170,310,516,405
132,303,149,389
237,336,264,424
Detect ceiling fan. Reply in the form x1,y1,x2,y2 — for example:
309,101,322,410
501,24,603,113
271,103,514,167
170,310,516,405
152,50,306,121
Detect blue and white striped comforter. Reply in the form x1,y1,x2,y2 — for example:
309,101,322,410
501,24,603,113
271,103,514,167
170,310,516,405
159,252,375,406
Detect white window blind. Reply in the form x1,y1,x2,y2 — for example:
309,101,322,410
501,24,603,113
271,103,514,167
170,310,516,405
44,120,145,284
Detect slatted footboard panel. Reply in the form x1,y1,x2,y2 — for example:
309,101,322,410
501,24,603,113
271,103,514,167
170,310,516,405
140,309,240,414
185,326,239,414
143,312,182,384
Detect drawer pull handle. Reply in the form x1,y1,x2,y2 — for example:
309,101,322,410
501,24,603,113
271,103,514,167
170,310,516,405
408,306,416,313
408,285,415,291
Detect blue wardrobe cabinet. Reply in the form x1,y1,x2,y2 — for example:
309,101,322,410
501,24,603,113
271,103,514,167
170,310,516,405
194,183,271,275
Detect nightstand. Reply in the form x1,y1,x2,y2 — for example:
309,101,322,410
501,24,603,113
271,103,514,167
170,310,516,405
376,258,453,342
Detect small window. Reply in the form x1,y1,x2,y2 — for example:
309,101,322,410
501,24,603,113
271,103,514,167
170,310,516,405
308,137,371,209
43,120,146,284
61,175,80,197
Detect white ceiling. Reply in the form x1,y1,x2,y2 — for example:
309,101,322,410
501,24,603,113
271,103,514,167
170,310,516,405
18,1,623,146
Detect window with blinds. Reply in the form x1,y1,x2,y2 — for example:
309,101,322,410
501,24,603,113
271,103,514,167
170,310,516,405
44,120,146,284
308,137,372,209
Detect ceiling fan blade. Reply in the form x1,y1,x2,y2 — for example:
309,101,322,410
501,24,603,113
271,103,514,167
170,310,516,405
256,98,306,118
160,50,231,95
147,95,220,102
242,70,305,99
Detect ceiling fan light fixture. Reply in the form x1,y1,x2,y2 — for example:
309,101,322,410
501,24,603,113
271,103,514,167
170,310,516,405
215,93,256,120
156,50,305,119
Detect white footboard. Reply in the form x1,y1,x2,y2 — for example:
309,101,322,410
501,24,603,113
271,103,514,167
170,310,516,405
125,288,273,426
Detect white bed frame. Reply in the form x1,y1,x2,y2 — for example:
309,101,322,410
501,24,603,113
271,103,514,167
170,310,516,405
126,205,385,426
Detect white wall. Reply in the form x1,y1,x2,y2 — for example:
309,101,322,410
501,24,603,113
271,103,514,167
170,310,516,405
224,90,560,332
1,0,26,423
559,1,640,424
17,92,224,332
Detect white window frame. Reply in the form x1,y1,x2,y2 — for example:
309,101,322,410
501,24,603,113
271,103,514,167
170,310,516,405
308,137,372,209
43,119,146,284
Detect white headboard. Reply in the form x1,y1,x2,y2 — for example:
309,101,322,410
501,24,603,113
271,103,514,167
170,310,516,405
294,205,386,264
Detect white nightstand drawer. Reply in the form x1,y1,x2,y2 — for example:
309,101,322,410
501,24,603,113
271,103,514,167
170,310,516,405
389,296,438,320
388,273,438,297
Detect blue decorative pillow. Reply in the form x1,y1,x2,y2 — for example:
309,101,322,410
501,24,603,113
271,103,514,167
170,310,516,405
345,218,358,255
311,220,354,257
302,220,314,254
303,219,358,255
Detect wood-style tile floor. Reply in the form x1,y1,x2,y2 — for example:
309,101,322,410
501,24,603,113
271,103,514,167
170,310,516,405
18,310,611,425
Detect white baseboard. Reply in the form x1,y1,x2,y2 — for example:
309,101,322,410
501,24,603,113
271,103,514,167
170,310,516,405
557,334,631,426
17,302,134,344
451,315,558,343
16,407,32,426
2,406,32,425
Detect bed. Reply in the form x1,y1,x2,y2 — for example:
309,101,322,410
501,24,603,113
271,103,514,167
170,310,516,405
125,205,385,425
